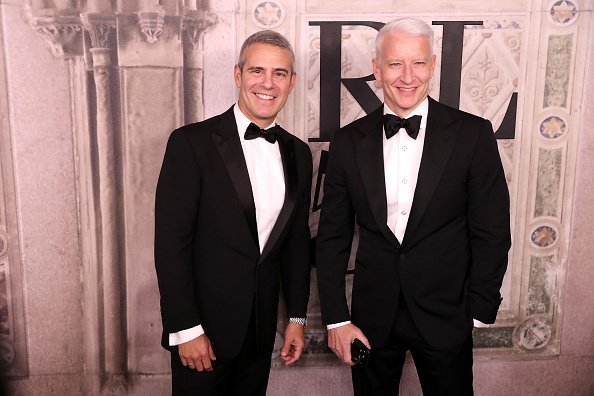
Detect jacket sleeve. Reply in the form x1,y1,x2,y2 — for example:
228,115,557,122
315,131,356,325
281,142,313,319
467,119,512,323
154,129,202,334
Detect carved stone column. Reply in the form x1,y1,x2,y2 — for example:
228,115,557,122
182,9,217,124
81,13,126,385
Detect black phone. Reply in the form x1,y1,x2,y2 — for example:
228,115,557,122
351,338,370,367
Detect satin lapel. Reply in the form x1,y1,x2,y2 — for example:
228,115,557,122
211,107,259,246
259,130,298,262
402,98,459,248
356,106,400,246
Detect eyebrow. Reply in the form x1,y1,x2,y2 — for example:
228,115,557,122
247,66,290,74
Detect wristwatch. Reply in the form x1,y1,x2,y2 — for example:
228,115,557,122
289,317,307,326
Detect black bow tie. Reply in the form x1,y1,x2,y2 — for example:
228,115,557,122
383,114,422,140
244,122,279,143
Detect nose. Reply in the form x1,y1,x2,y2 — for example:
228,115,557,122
401,64,414,84
261,72,274,88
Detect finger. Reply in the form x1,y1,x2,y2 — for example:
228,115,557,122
178,353,189,367
359,334,371,349
343,340,354,365
208,344,217,361
285,345,302,365
194,359,204,372
202,357,213,372
280,338,294,358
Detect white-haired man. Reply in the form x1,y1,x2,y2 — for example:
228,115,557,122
316,18,511,395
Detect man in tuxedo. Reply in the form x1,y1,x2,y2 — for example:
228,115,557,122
316,18,511,395
154,30,312,395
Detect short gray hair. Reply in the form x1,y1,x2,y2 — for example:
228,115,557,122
375,18,434,59
237,30,295,72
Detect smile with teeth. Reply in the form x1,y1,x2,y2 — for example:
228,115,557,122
255,93,275,100
398,87,417,92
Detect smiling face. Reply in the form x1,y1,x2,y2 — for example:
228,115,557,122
372,32,436,117
234,43,296,128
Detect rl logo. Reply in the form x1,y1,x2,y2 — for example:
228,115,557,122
309,20,518,212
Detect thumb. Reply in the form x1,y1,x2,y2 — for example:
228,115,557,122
280,337,293,356
208,344,217,361
358,333,371,349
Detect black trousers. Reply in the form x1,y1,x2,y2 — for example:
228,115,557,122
352,298,474,396
170,312,272,396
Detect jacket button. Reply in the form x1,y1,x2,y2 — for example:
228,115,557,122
399,254,406,261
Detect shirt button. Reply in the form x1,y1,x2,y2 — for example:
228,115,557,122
402,146,407,151
402,178,407,184
401,210,407,215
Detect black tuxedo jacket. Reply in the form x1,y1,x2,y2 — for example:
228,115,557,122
316,97,511,350
154,106,312,359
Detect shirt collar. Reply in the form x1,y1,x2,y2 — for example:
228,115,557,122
233,104,277,137
383,97,429,130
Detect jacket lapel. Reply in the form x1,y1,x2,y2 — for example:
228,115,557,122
259,129,298,262
402,97,460,248
211,107,260,247
355,106,400,246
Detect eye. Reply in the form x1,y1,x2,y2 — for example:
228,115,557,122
275,71,288,78
389,62,402,68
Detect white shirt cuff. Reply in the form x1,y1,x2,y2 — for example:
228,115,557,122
169,325,204,346
473,319,490,328
327,320,351,330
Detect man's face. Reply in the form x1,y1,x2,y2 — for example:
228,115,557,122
234,43,296,128
372,32,436,117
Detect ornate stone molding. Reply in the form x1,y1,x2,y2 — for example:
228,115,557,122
182,9,218,124
182,9,218,51
138,8,165,44
29,14,83,58
81,13,116,50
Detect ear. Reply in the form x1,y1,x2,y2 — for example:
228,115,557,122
289,72,297,92
372,58,381,82
234,64,242,88
429,54,436,77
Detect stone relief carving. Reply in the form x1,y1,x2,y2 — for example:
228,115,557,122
138,8,165,44
253,1,285,28
549,0,579,25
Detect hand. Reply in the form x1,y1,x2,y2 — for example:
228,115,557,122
327,323,370,366
280,323,305,365
178,334,217,372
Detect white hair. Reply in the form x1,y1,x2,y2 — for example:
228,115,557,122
375,18,434,59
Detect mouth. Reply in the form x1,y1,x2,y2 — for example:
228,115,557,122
254,93,275,100
398,87,417,93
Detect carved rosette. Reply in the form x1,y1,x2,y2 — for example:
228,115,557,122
515,317,553,350
253,1,286,29
540,116,567,139
530,225,558,248
549,0,578,26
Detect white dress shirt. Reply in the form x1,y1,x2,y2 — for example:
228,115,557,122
169,104,285,346
328,98,488,330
